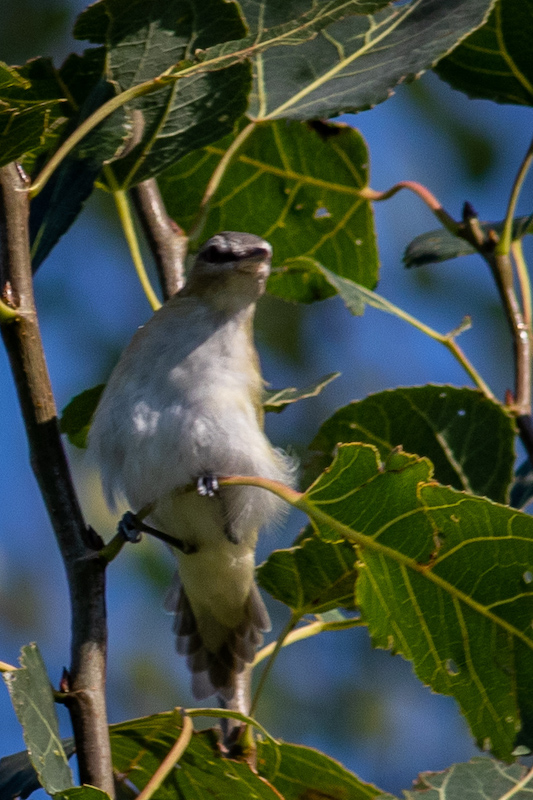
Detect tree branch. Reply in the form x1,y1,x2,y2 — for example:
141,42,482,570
130,178,188,299
0,163,114,797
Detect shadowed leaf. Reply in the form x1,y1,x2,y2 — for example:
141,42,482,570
258,535,358,615
404,215,533,268
309,385,515,503
436,0,533,106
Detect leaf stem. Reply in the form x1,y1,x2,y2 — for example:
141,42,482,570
0,297,19,322
107,169,161,311
250,613,298,717
361,181,459,234
497,135,533,256
29,77,172,199
136,711,193,800
189,120,256,241
186,708,276,744
253,617,363,666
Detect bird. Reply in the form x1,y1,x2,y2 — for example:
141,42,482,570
88,231,294,734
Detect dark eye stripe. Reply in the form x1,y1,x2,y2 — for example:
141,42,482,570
202,244,270,264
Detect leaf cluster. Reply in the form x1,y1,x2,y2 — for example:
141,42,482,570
2,0,533,798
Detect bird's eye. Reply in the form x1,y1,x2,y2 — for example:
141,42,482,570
203,245,235,263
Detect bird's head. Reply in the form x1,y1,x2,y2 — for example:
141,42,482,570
184,232,273,309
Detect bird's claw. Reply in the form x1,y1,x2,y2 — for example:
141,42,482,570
119,511,143,543
197,474,219,498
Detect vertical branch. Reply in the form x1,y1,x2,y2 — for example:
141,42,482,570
130,178,188,299
0,163,114,797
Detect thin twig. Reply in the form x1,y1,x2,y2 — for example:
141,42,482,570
253,617,364,666
0,163,114,797
130,178,188,299
136,712,193,800
250,613,297,717
29,77,173,198
512,239,532,335
497,135,533,256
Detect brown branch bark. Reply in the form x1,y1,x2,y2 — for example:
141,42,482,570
130,178,188,299
0,163,114,797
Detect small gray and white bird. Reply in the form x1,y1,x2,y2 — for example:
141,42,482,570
88,232,294,718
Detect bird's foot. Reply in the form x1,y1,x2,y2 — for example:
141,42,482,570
118,510,143,543
119,511,198,554
197,474,219,497
196,475,239,544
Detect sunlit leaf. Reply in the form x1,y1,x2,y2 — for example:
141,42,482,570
0,58,69,169
436,0,533,106
290,443,533,758
393,758,533,800
309,386,515,503
159,119,378,295
1,645,73,795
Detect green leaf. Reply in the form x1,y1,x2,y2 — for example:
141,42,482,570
510,457,533,510
60,384,105,448
241,0,496,119
109,711,383,799
399,758,533,799
257,739,381,800
109,711,281,798
2,644,73,795
309,386,516,503
0,58,70,169
159,119,379,296
30,50,132,269
295,443,533,758
257,535,358,615
263,372,340,413
435,0,533,106
53,789,111,800
404,215,533,268
74,0,251,188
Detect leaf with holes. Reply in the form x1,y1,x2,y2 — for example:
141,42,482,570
309,386,516,503
435,0,533,106
282,443,533,759
159,119,378,297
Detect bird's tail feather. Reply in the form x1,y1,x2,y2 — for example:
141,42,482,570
170,579,270,704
